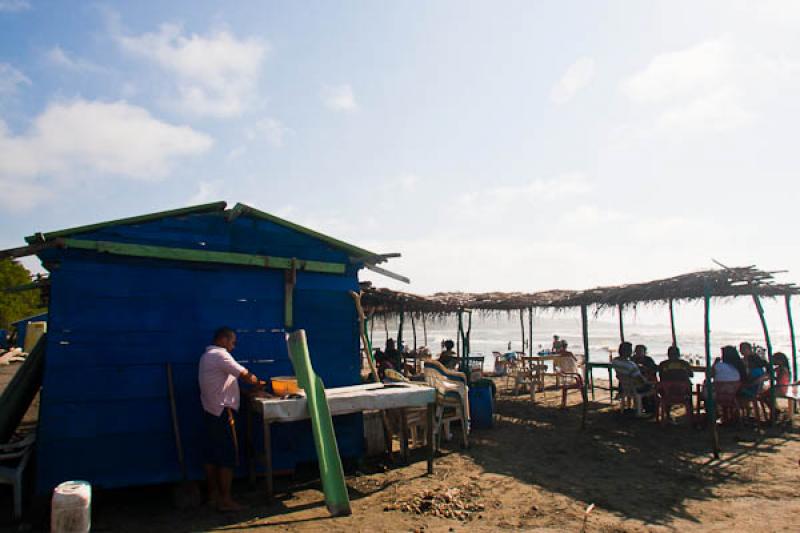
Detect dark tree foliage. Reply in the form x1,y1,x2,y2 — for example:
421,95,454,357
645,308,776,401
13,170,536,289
0,259,44,330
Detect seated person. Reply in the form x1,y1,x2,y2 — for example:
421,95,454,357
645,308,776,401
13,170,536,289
383,339,403,370
771,352,792,396
551,335,561,353
712,345,746,383
658,345,693,383
373,348,392,380
612,341,653,397
739,342,768,399
758,352,791,416
632,344,658,382
438,339,458,370
556,341,579,374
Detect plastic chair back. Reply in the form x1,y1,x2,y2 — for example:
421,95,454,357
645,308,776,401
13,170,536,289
658,381,691,405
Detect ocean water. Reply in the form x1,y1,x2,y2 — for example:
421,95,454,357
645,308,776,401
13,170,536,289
368,313,796,374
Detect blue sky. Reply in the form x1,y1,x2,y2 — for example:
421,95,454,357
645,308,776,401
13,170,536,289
2,0,799,334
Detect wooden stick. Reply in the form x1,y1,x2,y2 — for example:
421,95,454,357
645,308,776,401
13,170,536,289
369,313,375,345
528,306,533,354
580,304,590,430
349,291,395,460
618,304,625,342
669,298,677,347
753,293,776,423
704,288,720,459
423,314,428,347
349,291,380,382
786,295,797,381
411,313,417,351
519,308,526,353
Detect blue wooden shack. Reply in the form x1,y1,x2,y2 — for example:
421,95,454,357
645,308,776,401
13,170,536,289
25,202,397,493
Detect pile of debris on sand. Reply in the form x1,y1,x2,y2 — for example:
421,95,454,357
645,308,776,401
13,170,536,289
384,484,485,521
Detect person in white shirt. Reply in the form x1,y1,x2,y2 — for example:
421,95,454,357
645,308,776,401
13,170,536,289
198,327,265,512
612,341,655,412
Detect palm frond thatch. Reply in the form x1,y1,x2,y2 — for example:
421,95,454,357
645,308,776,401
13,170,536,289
361,265,798,315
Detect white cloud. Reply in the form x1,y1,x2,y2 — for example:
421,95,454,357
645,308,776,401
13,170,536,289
622,41,731,104
0,99,212,209
227,145,246,160
458,172,592,209
117,23,268,118
618,39,800,134
322,84,357,111
0,0,30,12
551,57,595,104
656,87,755,131
397,174,419,192
187,180,224,205
246,117,290,147
0,178,51,211
46,46,103,72
0,63,30,96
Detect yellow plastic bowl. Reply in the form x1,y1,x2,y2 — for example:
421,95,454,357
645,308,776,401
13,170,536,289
271,376,300,396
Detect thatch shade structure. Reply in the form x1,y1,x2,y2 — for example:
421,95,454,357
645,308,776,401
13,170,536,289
362,265,799,456
361,266,798,314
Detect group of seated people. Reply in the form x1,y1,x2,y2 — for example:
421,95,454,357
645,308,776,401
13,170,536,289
611,340,792,417
710,342,791,416
373,338,460,379
611,342,676,413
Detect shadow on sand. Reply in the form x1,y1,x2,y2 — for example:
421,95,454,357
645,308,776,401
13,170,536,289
464,392,799,526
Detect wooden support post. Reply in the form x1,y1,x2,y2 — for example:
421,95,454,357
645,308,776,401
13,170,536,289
669,298,678,347
457,310,464,371
753,294,776,423
581,304,590,429
787,295,797,381
397,311,406,371
283,259,297,329
618,304,625,342
384,315,389,340
465,311,472,361
519,309,526,353
426,402,435,474
411,313,417,352
528,307,533,355
423,313,428,348
369,313,375,346
704,289,720,459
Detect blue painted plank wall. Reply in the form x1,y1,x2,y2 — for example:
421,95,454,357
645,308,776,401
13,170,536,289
36,211,364,492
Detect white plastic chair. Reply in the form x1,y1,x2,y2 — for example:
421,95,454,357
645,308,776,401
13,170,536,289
616,374,656,418
384,369,429,448
423,361,470,449
0,432,36,519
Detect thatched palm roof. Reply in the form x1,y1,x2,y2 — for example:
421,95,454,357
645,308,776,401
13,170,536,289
361,265,799,315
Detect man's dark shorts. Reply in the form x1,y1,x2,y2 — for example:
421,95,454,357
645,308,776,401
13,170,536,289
203,409,237,468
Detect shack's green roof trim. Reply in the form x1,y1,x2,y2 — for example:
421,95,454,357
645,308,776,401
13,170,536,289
24,200,382,261
233,203,380,260
25,202,228,243
62,238,347,274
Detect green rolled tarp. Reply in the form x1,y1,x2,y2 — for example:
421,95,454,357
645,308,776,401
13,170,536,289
286,330,351,516
0,334,46,442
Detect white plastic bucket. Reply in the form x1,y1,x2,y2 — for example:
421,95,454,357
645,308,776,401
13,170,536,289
51,480,91,533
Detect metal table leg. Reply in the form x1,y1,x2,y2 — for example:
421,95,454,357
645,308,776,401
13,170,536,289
263,420,273,502
247,406,255,488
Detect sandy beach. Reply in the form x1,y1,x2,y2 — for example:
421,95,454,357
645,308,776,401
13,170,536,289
20,377,794,533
